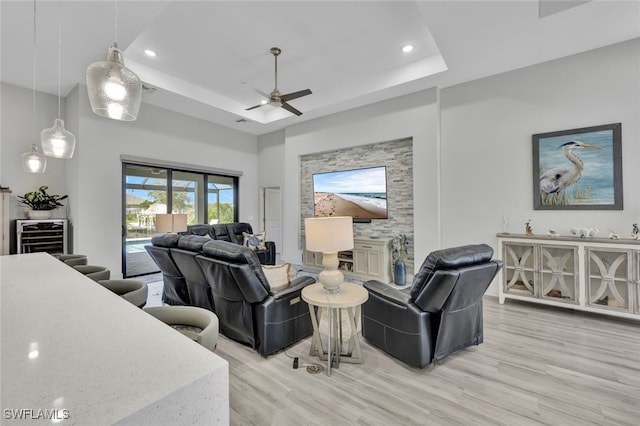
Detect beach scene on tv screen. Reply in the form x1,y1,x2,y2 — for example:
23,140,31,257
313,167,388,219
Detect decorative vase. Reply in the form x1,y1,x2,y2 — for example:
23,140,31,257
394,258,406,286
27,210,52,220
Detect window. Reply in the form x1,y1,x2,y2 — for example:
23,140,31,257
122,162,239,277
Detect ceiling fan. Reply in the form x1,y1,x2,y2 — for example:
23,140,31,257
245,47,312,116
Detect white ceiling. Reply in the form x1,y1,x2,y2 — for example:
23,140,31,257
1,1,639,135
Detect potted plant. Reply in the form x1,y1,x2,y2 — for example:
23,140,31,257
391,234,409,286
18,186,68,219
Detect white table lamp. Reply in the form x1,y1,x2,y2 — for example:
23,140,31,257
305,216,354,293
156,214,188,233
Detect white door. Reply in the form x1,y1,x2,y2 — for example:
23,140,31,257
264,187,282,258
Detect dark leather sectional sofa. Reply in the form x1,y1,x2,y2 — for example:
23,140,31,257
184,222,276,265
145,233,315,356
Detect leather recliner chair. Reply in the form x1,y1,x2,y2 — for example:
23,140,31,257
170,235,216,312
362,244,503,368
185,223,276,265
195,240,315,356
145,233,191,305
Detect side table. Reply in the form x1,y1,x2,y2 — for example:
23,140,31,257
301,282,369,376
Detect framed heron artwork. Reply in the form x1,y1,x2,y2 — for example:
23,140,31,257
532,123,622,210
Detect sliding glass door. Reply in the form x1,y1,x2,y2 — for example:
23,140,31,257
122,163,238,277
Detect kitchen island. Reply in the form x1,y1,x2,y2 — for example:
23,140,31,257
1,253,228,425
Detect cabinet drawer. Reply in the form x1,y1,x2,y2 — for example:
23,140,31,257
354,240,384,252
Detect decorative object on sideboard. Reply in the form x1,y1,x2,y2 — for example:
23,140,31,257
391,233,409,286
525,219,533,236
532,123,622,211
41,0,75,159
501,216,511,234
608,229,620,240
18,186,68,219
632,223,640,240
86,1,142,121
570,227,598,238
547,230,560,237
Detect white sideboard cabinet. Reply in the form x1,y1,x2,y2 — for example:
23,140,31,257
497,233,640,320
303,236,392,283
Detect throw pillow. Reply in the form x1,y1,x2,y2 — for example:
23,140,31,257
262,263,290,291
243,231,267,250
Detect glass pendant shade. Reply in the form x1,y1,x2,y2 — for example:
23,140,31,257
86,43,142,121
22,144,47,173
41,119,76,158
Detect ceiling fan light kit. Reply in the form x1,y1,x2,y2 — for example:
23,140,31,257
246,47,312,116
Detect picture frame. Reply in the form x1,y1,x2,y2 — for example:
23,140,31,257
532,123,622,210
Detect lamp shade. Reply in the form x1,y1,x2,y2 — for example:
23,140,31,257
305,216,353,253
156,214,188,233
21,144,47,173
86,43,142,121
41,119,76,158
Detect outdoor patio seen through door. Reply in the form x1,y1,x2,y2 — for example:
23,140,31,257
122,163,238,277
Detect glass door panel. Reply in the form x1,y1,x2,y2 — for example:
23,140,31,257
540,245,578,303
502,243,536,298
586,248,631,311
123,164,167,277
172,171,204,225
207,175,236,224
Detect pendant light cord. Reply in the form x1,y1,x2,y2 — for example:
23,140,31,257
32,0,37,130
114,0,118,44
57,0,62,119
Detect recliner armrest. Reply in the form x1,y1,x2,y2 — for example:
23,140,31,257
272,276,315,300
364,280,411,306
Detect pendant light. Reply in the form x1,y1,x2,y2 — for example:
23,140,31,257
21,0,46,174
22,144,47,173
41,0,75,158
86,0,142,121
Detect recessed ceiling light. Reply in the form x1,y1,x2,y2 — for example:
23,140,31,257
401,44,414,53
260,99,268,105
144,49,157,57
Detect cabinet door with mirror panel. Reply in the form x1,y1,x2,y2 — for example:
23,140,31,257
502,242,537,298
540,244,578,304
586,248,632,312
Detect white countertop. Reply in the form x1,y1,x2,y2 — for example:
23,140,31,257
0,253,228,425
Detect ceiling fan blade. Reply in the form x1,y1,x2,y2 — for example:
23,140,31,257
280,89,312,102
280,101,303,116
245,104,264,111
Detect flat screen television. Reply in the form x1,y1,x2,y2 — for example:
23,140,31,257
312,166,388,220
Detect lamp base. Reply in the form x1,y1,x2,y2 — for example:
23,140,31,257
319,252,343,293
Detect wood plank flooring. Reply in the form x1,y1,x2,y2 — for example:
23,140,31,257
213,297,640,426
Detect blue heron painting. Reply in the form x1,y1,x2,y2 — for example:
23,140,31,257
534,124,621,209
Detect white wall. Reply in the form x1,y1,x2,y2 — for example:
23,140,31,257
277,88,441,267
257,38,639,296
0,83,69,217
439,38,640,295
64,85,260,278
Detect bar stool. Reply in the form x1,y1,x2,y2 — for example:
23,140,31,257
144,306,219,352
58,254,88,266
73,265,110,282
98,279,148,308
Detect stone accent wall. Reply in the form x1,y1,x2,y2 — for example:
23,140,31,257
300,138,414,281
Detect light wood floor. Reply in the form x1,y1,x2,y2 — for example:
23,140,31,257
213,297,640,426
